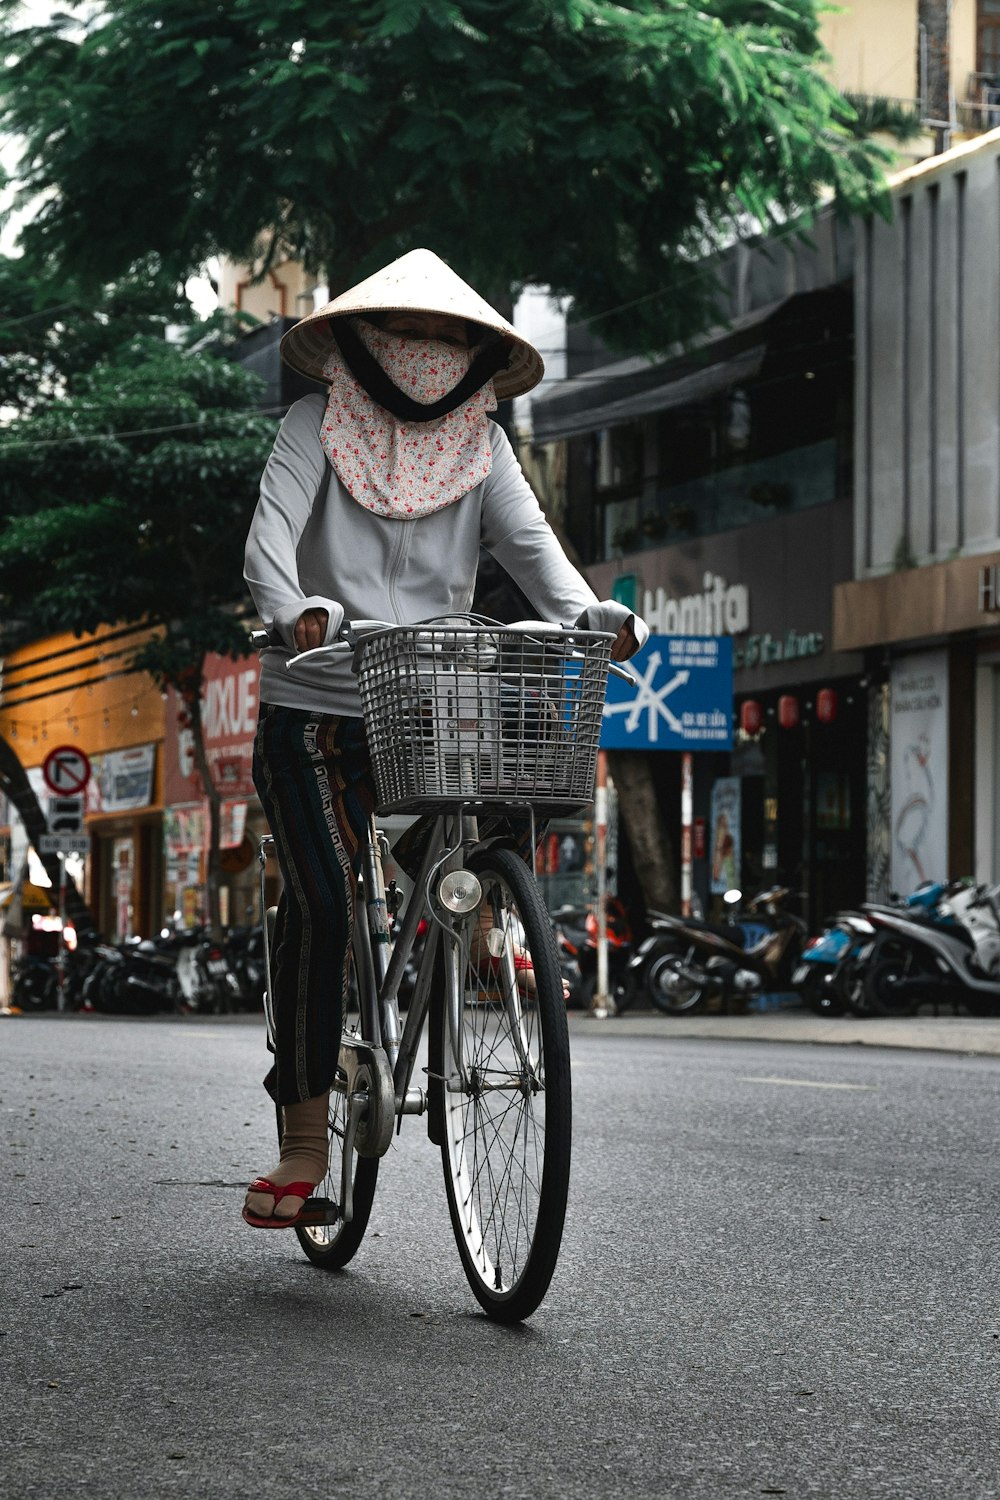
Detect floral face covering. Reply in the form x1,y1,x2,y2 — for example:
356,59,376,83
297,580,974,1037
320,318,498,518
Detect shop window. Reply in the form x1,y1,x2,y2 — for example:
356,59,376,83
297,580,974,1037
594,425,643,493
979,1,1000,78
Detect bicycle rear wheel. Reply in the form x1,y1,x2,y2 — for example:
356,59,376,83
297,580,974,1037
275,957,380,1270
439,845,572,1322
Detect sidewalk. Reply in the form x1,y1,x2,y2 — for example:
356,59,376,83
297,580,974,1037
566,1006,1000,1057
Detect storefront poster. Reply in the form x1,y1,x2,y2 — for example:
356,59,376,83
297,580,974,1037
709,777,741,894
113,836,134,941
85,745,156,814
890,650,948,896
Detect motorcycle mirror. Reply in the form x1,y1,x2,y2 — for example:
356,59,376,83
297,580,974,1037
723,888,742,906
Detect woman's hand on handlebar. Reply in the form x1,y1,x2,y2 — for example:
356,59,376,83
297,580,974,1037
611,621,639,661
294,607,330,651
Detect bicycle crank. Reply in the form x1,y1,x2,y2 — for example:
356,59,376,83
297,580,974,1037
338,1038,395,1159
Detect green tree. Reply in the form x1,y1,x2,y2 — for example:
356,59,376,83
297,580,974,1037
0,0,893,351
0,312,278,934
0,256,195,412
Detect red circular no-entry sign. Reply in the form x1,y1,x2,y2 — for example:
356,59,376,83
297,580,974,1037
42,744,92,796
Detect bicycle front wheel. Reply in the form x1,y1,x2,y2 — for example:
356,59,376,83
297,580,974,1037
440,845,572,1322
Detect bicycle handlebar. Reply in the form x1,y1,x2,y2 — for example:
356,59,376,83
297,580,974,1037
255,618,638,683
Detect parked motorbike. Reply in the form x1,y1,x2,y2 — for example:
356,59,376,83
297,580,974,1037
167,925,244,1014
223,923,267,1011
636,886,807,1014
794,881,956,1016
792,912,875,1015
551,896,638,1011
10,952,58,1012
858,878,1000,1017
12,931,115,1013
83,934,184,1014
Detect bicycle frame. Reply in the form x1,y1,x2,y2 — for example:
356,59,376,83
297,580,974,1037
258,802,537,1225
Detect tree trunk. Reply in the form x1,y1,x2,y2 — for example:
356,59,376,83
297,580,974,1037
0,732,96,933
185,687,223,939
606,751,676,915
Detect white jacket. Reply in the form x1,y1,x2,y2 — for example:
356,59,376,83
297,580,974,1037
245,394,643,716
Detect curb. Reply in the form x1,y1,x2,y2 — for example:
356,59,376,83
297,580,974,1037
566,1008,1000,1057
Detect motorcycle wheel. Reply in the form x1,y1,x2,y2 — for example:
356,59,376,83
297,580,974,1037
798,967,846,1017
863,954,919,1017
645,953,706,1014
12,967,56,1012
577,969,639,1014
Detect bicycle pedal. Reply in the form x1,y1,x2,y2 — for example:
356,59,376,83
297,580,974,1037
303,1196,340,1226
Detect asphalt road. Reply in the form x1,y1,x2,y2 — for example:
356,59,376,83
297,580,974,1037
2,1013,998,1499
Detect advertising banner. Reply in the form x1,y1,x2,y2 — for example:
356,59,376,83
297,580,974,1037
87,745,156,813
163,652,259,806
890,650,948,896
709,777,742,894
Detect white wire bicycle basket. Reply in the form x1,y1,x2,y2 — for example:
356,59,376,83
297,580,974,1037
354,620,614,813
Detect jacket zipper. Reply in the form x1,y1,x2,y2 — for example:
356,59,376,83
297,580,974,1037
386,519,414,621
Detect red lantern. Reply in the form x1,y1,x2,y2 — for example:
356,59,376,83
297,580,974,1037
740,699,762,735
778,694,800,729
816,687,838,724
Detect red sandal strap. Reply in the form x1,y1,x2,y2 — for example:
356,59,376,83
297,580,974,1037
246,1177,318,1205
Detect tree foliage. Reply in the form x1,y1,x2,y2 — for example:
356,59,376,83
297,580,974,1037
0,256,195,412
0,0,894,352
0,323,275,684
0,285,278,931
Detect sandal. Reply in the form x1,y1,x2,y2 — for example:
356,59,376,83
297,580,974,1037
241,1177,337,1230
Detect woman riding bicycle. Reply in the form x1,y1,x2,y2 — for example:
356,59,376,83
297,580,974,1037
242,247,647,1230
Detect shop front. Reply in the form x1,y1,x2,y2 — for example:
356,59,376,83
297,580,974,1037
163,651,266,929
588,497,866,927
834,550,1000,898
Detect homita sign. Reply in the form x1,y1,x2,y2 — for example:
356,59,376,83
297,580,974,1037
635,574,823,671
641,574,748,637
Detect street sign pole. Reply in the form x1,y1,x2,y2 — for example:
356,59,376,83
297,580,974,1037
680,752,693,918
590,751,616,1019
56,853,68,1011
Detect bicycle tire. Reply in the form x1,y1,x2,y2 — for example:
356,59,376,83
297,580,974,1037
275,955,380,1270
439,845,572,1322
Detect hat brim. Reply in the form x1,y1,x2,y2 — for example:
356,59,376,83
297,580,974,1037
278,248,544,401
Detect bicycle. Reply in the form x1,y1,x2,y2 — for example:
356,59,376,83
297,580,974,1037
254,614,623,1322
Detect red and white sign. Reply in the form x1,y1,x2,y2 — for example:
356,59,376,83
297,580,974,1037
164,653,258,807
42,744,92,795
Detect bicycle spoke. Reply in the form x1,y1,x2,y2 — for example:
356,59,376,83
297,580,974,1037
440,847,571,1320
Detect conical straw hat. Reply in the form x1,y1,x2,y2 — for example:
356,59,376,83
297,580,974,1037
279,248,544,401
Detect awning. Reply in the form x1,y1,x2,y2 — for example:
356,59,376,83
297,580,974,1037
530,294,789,445
530,273,851,444
532,343,766,444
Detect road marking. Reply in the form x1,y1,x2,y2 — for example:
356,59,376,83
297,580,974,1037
740,1075,878,1091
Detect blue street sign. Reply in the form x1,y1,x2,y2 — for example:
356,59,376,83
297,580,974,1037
601,635,733,751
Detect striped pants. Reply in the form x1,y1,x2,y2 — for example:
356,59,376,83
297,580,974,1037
252,705,376,1105
253,704,543,1104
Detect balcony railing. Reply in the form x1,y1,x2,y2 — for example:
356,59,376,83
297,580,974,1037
602,438,838,559
957,73,1000,134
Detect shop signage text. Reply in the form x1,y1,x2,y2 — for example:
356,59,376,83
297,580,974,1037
639,573,823,671
167,657,258,802
641,574,749,637
734,629,825,669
